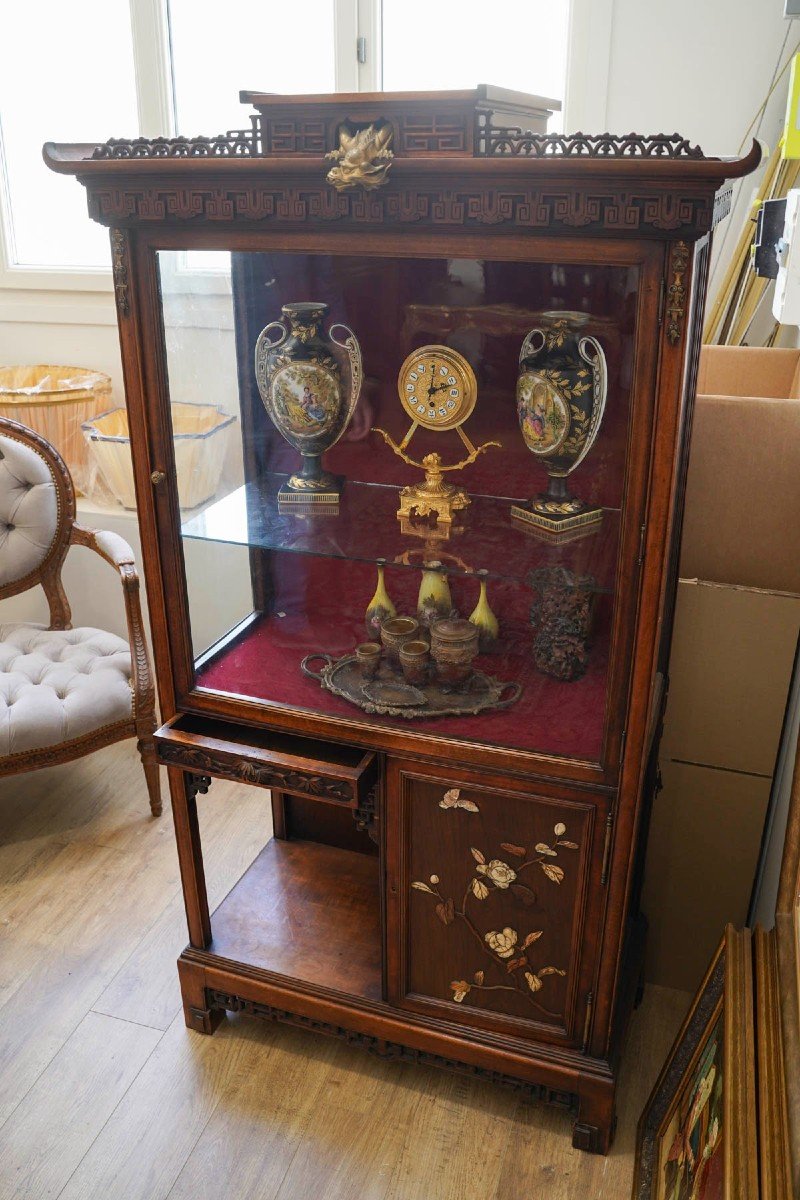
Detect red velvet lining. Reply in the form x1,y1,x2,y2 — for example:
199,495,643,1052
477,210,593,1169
197,556,611,761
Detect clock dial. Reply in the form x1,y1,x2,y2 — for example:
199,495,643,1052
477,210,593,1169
397,345,478,431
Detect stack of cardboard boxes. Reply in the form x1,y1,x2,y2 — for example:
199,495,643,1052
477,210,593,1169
643,346,800,991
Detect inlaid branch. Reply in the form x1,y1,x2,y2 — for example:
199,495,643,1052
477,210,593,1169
411,796,579,1017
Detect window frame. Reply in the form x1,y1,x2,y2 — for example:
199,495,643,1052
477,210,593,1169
0,0,608,301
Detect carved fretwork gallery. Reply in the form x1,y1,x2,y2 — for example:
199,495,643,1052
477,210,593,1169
45,86,759,1155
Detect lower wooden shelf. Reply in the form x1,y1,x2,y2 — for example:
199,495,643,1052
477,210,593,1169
207,837,383,1002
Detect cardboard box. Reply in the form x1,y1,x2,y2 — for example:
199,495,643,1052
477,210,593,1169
680,345,800,593
642,759,771,991
644,345,800,990
660,580,800,776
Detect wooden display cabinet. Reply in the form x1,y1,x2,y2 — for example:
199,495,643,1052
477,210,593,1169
45,89,759,1153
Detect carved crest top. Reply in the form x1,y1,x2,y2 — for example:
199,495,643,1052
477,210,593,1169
42,87,761,240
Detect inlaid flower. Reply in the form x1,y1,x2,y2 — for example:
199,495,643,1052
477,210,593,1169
476,859,517,889
450,980,471,1003
470,878,490,900
485,927,518,958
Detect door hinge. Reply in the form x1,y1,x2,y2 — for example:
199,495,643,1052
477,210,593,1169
600,806,615,886
357,35,367,64
638,522,647,566
581,990,594,1054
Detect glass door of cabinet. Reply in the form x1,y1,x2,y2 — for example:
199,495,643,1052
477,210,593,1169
156,245,646,767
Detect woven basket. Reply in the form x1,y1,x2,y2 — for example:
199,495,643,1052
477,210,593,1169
83,402,236,510
0,365,112,496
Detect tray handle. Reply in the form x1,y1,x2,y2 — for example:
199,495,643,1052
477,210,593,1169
495,681,523,709
301,653,333,681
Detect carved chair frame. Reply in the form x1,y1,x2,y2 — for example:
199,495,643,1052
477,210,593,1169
0,415,160,814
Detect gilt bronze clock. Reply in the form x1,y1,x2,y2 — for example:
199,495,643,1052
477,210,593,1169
373,345,499,526
397,345,478,430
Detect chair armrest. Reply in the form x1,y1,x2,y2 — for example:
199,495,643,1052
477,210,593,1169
71,524,136,569
70,523,157,735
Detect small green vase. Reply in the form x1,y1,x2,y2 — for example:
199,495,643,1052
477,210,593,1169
469,569,499,650
365,560,396,641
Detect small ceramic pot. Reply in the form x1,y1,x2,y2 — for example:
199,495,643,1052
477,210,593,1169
399,639,430,687
380,616,420,664
355,642,382,679
430,618,479,689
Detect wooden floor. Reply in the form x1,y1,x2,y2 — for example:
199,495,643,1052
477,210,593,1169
0,741,690,1199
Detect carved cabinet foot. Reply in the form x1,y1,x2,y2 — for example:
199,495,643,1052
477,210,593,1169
178,957,223,1035
572,1086,616,1154
184,1001,224,1035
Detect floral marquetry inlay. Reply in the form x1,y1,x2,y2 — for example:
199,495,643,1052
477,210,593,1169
411,791,579,1017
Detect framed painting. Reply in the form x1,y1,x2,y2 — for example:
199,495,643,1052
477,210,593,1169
633,924,758,1200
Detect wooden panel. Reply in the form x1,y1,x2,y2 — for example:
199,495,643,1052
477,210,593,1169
386,760,603,1044
208,838,382,1001
284,793,379,856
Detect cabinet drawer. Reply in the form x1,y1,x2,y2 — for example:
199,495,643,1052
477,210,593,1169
386,759,608,1047
155,713,380,808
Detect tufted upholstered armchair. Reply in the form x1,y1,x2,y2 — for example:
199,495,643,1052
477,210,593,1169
0,415,160,815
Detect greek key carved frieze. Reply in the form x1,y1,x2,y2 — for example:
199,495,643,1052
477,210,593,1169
87,184,715,238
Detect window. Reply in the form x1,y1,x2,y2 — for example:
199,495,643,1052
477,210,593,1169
168,0,338,135
0,0,139,272
0,0,575,283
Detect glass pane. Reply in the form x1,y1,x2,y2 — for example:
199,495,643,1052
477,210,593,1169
382,0,569,126
0,1,138,268
159,248,638,764
168,0,336,135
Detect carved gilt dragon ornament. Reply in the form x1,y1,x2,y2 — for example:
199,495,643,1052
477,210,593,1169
325,123,394,191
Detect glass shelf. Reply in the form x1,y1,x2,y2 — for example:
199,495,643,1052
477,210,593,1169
182,474,619,594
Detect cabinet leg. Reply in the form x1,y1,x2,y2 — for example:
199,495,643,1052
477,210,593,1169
271,789,288,839
168,766,212,949
178,957,223,1036
572,1083,616,1154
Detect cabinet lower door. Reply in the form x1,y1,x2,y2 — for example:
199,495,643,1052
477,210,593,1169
385,759,607,1047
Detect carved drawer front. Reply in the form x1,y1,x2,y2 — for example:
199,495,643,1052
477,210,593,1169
386,760,605,1046
155,713,379,809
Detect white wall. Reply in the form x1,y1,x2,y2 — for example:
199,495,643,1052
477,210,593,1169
604,0,792,155
600,0,798,300
1,0,797,643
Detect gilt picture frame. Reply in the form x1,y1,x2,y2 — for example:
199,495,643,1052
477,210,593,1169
633,925,757,1200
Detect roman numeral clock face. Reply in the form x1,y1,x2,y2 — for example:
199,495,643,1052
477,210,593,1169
397,346,478,431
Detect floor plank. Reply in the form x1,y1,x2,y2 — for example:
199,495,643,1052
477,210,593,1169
165,1024,340,1200
0,838,176,1126
57,1014,271,1200
92,782,270,1031
0,1011,161,1200
0,741,691,1199
384,1068,519,1200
